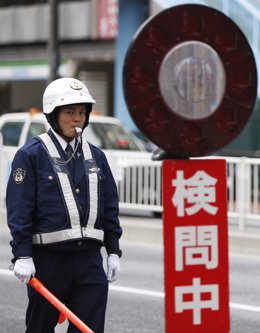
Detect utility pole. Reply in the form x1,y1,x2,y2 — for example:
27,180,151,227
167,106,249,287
48,0,59,83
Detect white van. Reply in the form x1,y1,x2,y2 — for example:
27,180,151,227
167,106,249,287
0,110,160,220
0,110,146,150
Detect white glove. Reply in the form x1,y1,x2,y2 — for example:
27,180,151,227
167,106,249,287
107,254,120,283
14,257,36,284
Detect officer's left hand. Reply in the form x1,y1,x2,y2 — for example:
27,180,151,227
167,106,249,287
107,254,120,283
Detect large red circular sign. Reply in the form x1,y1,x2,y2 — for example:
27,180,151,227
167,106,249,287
123,4,257,157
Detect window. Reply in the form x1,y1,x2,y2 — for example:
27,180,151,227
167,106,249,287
26,122,47,142
0,122,24,146
83,122,144,151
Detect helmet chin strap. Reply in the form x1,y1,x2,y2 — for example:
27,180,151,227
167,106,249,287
48,121,73,142
46,113,79,142
45,106,90,141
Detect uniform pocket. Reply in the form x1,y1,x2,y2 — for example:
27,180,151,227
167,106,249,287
38,170,60,199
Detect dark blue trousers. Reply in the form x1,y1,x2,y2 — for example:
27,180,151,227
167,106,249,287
25,246,108,333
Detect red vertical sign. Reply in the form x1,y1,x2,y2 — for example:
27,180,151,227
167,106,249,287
163,159,229,333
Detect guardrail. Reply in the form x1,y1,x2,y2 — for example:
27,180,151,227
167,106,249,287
1,139,260,231
225,156,260,231
109,153,260,231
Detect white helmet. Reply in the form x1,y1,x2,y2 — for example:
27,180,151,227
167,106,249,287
43,77,96,114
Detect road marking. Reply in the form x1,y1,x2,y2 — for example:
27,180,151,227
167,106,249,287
229,302,260,313
109,285,260,313
110,285,164,298
0,268,13,276
1,268,260,313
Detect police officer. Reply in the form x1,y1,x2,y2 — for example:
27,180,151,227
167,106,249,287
6,78,122,333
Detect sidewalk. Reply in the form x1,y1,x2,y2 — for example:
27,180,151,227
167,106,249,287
2,210,260,256
120,214,260,256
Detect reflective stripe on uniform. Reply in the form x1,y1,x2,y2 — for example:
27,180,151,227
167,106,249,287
82,140,98,229
32,226,104,244
33,133,101,245
38,133,81,228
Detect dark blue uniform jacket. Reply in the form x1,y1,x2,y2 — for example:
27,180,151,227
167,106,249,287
6,130,122,258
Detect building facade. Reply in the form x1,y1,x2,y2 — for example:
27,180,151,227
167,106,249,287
0,0,259,155
0,0,118,115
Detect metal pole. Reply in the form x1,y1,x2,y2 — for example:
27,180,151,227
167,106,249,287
48,0,59,83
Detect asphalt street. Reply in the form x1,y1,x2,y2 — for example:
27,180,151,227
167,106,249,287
1,214,260,332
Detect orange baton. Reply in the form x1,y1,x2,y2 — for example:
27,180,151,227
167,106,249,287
29,277,94,333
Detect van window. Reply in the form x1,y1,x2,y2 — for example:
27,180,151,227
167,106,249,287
26,122,47,142
83,123,143,150
0,121,24,146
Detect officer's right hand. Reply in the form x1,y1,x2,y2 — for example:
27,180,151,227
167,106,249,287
14,257,36,284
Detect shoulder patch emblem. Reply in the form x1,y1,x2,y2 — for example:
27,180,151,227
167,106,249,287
13,168,26,185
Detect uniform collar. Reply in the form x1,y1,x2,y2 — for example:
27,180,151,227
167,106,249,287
50,128,76,151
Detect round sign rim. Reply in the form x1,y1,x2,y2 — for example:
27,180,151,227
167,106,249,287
123,4,258,157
